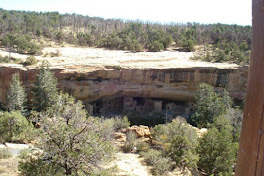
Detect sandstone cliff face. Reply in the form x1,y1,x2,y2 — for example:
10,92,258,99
0,65,248,105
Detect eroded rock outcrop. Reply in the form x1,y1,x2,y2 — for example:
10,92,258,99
0,64,247,106
127,125,151,138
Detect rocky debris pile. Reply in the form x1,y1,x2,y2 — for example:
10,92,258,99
127,125,151,138
114,132,126,142
114,125,151,142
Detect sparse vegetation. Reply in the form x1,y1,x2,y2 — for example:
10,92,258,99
0,9,251,64
18,148,32,159
0,55,9,63
25,56,37,66
114,116,130,131
1,34,41,54
140,149,173,175
0,148,12,159
136,141,150,152
123,131,137,153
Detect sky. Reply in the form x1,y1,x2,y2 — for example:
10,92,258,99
0,0,252,26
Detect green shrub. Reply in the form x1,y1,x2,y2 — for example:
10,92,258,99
162,35,173,49
123,131,137,153
0,55,9,63
18,148,32,159
19,153,115,176
19,155,64,176
114,116,130,131
0,148,12,159
140,148,162,165
152,118,198,169
190,83,232,128
100,117,115,141
25,56,37,66
197,127,237,176
148,41,164,52
19,93,114,175
0,111,34,143
12,36,40,54
152,157,173,175
140,149,173,175
114,65,122,70
134,43,143,52
136,141,150,152
167,135,198,169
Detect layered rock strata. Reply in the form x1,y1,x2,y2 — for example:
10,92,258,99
0,65,248,106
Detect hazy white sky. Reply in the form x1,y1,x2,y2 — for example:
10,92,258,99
0,0,252,26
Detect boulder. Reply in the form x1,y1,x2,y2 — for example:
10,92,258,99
127,125,151,138
114,132,126,142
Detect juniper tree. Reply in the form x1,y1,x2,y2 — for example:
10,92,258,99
31,61,58,111
19,93,114,175
197,116,237,175
7,73,27,114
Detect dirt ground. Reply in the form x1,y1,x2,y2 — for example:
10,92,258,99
0,156,19,176
108,152,152,176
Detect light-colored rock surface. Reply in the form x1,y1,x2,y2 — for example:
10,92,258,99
114,132,127,142
0,46,241,69
0,143,30,150
0,143,30,156
191,126,208,138
0,47,248,105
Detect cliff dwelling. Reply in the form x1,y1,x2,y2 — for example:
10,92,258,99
86,96,196,117
0,47,248,119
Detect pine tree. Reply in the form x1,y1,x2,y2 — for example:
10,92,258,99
7,73,27,114
31,61,58,111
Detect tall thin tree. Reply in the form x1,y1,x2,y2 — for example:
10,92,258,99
31,61,58,111
7,73,27,114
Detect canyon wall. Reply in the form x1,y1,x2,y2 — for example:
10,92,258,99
0,65,248,105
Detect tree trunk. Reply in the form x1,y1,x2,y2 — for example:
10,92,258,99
235,0,264,175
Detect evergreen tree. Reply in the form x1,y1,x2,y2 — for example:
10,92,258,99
19,93,114,175
190,83,231,128
31,61,58,111
7,73,27,114
197,116,237,175
152,118,199,169
0,111,34,143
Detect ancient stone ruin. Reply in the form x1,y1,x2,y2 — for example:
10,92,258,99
0,61,248,118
